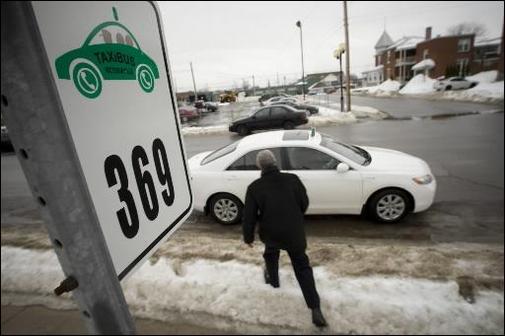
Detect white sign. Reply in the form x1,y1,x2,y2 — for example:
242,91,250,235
32,1,192,280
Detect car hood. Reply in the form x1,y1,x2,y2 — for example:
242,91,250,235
188,151,212,170
361,146,431,175
231,116,251,124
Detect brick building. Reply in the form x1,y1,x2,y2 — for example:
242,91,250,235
365,25,504,84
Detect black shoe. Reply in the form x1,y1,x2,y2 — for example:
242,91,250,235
263,268,279,288
312,308,328,328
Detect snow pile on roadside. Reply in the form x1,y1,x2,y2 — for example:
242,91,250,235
236,96,261,103
465,70,498,83
442,81,504,103
182,124,229,135
2,246,503,335
399,74,437,95
307,104,386,126
370,79,401,97
352,80,400,97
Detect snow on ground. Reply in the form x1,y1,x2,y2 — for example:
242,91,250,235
182,124,229,136
465,70,499,84
442,81,504,103
399,74,437,95
2,246,503,335
352,80,400,97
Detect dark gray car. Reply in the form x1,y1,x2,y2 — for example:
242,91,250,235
229,105,308,136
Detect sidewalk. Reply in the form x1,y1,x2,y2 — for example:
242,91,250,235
1,305,227,335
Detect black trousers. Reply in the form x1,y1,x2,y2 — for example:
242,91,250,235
263,245,320,309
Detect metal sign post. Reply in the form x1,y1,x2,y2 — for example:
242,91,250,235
2,1,192,334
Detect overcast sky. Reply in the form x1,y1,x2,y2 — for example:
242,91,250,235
158,1,504,92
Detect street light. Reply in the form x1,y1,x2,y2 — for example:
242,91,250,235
333,43,346,112
296,20,305,100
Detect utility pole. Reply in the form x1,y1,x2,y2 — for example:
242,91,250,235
190,61,197,102
283,76,287,92
296,20,305,100
252,75,256,96
343,1,351,112
276,72,280,87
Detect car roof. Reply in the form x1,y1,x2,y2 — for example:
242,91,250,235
236,130,321,151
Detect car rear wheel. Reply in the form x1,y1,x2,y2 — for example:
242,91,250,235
72,63,102,99
469,83,477,88
283,121,295,130
238,125,249,136
367,189,410,223
209,193,243,225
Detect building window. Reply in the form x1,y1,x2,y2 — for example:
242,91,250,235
423,49,429,59
387,51,391,64
458,38,471,52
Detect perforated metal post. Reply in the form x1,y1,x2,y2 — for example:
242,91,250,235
1,2,136,334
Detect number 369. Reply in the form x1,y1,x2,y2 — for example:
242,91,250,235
104,138,175,239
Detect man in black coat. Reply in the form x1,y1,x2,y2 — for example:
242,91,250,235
242,149,327,328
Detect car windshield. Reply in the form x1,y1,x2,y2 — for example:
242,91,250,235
320,134,371,166
201,140,240,165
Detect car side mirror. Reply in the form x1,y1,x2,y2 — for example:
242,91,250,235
336,163,350,173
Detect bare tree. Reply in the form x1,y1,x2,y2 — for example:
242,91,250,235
447,22,487,38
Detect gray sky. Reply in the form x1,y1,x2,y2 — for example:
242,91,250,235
158,1,504,92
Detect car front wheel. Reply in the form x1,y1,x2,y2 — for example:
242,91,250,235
367,189,410,223
238,125,249,136
209,193,243,225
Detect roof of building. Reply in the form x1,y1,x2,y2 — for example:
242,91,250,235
388,36,425,51
375,30,394,50
362,65,384,74
475,37,501,47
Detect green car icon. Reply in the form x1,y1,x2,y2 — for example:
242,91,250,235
55,10,159,99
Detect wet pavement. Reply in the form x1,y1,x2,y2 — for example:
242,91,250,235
2,97,504,245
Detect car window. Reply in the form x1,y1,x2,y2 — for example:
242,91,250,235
89,25,139,49
228,148,283,170
271,107,287,118
255,108,270,119
285,147,340,170
201,140,240,165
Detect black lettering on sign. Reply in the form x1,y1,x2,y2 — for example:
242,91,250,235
104,139,176,239
104,155,139,239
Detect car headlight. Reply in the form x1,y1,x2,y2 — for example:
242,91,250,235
413,174,433,185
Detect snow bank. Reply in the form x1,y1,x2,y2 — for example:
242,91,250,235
442,81,504,103
399,74,436,95
352,80,400,97
236,96,261,103
307,104,386,126
465,70,498,84
182,124,229,136
2,247,503,335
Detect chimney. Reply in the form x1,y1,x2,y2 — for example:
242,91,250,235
425,26,432,40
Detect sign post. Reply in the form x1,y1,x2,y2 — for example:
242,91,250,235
1,1,192,334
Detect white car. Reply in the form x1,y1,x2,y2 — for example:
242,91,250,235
433,77,478,91
188,130,436,225
262,96,298,106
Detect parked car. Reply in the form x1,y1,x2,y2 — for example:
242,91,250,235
229,105,308,136
258,93,289,103
178,106,200,123
204,102,219,112
433,77,478,91
188,129,436,225
271,100,319,114
261,96,299,106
